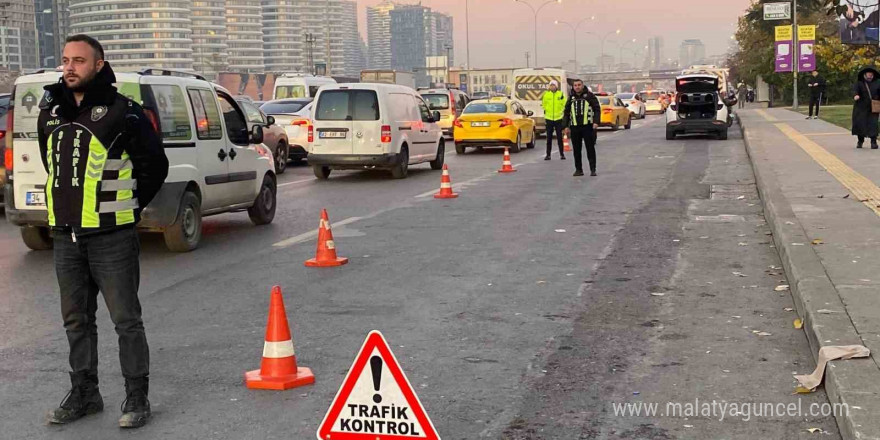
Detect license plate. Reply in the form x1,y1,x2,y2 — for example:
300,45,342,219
26,191,46,206
471,122,490,127
319,131,346,139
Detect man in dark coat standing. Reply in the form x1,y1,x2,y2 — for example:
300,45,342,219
852,66,880,149
807,70,826,119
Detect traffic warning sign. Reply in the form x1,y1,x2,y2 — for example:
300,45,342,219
316,331,440,440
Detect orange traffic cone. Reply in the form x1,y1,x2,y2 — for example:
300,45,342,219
304,209,349,267
563,134,572,152
434,164,459,199
498,147,517,173
245,286,315,390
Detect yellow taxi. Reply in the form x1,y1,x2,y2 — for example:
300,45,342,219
453,97,536,154
596,93,632,130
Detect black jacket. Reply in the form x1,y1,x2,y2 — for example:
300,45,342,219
37,62,168,235
562,89,602,129
807,75,826,97
852,67,880,138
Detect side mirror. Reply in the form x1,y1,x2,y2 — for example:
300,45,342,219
527,110,534,116
432,110,441,122
250,125,264,144
266,115,275,126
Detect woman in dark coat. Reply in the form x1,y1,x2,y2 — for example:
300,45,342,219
852,66,880,149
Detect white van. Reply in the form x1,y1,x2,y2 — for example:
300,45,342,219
273,74,337,100
511,67,574,134
308,83,445,179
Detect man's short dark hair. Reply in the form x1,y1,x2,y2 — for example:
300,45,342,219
573,79,584,84
65,34,105,60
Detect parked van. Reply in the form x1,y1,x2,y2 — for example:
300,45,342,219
308,83,445,179
273,73,337,100
418,88,469,136
5,69,277,252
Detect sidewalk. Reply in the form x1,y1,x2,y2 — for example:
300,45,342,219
737,106,880,440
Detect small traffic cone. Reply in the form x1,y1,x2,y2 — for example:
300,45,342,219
245,286,315,390
563,134,572,152
498,147,517,173
434,164,459,199
304,209,349,267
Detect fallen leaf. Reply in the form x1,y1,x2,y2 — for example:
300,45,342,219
792,243,805,246
732,271,748,277
738,242,748,246
811,239,824,245
843,194,850,199
794,319,803,329
774,285,790,291
722,369,731,373
784,307,794,312
699,236,709,239
684,424,694,428
817,195,824,198
737,195,745,200
816,309,838,314
785,221,795,225
650,292,665,297
536,281,546,284
737,234,746,237
806,427,823,433
756,331,772,336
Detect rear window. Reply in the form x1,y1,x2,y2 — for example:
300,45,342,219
617,93,635,100
276,85,307,99
12,82,54,139
421,94,450,110
598,97,612,105
261,101,308,114
315,90,379,121
641,91,660,100
150,84,192,141
463,103,507,114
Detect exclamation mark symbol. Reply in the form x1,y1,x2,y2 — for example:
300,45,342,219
370,356,383,403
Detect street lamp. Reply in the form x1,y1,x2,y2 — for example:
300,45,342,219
555,16,594,74
513,0,562,68
584,29,620,72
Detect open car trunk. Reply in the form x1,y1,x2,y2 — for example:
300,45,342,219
676,75,721,120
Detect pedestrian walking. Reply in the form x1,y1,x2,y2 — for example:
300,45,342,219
807,70,826,119
39,35,168,428
542,80,566,160
563,79,601,177
737,83,747,109
851,66,880,149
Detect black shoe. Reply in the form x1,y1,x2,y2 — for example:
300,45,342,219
573,170,584,177
857,142,864,149
119,377,151,429
560,155,566,160
590,170,598,176
48,373,104,424
872,144,879,150
544,155,551,160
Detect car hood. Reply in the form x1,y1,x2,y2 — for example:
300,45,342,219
676,75,719,93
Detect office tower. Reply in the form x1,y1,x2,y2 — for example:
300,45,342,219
0,0,38,70
646,36,663,70
367,1,395,69
679,39,706,69
433,11,453,67
341,0,366,77
192,1,229,76
390,4,432,73
227,0,265,72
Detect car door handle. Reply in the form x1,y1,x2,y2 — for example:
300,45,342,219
218,149,227,161
228,149,237,160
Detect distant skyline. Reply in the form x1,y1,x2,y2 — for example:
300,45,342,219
357,0,751,68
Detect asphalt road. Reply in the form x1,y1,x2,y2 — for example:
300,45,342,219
0,116,842,439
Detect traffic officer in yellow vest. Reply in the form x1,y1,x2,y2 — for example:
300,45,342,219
563,79,602,176
38,35,168,429
541,80,566,160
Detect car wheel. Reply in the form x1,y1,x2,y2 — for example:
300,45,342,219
718,128,728,140
248,174,277,225
390,145,409,179
274,142,288,174
20,226,53,250
163,191,202,252
612,119,620,131
526,130,536,148
625,116,632,130
640,109,646,119
313,165,331,180
430,140,445,170
455,143,466,154
666,128,676,140
511,132,522,153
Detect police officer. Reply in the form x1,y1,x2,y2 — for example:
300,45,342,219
541,80,566,160
563,79,601,176
40,35,168,428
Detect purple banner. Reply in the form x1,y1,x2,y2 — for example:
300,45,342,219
799,41,816,72
775,41,793,73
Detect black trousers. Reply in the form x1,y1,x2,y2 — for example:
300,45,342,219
54,227,149,382
545,119,564,156
809,94,822,117
570,126,597,172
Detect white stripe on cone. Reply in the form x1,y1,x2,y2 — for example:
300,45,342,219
262,340,295,358
440,182,452,188
326,240,336,249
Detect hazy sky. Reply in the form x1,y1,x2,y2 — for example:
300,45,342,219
356,0,752,68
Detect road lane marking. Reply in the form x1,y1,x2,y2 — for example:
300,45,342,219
272,216,362,247
775,123,880,217
755,109,778,122
278,178,314,187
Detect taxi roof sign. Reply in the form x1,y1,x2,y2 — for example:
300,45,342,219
316,331,440,440
488,97,507,103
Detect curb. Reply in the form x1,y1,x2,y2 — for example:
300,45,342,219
737,113,880,440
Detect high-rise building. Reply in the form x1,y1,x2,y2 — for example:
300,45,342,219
227,0,265,72
34,0,56,67
52,0,70,63
261,0,298,72
0,0,39,70
192,1,228,77
679,39,706,69
341,0,366,77
291,0,346,76
68,0,193,71
646,36,663,70
433,11,453,67
367,1,395,69
390,4,433,74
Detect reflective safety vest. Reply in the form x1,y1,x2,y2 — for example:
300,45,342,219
569,98,595,126
542,89,565,121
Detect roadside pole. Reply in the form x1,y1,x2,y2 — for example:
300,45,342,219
792,0,799,110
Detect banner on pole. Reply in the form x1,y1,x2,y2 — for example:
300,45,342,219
798,25,817,72
775,26,793,73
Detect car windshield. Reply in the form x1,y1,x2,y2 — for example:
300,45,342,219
275,85,307,99
641,91,661,100
617,93,635,100
421,94,450,110
598,97,612,105
261,101,308,114
463,103,507,114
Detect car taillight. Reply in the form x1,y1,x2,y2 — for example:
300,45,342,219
631,100,638,105
603,109,612,114
499,118,513,127
292,119,309,126
381,125,392,143
453,119,463,128
307,125,314,143
144,108,160,134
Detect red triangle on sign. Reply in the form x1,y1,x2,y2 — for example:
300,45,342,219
317,331,440,440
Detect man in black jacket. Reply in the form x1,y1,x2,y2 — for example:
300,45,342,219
563,79,602,176
807,70,826,119
40,34,168,429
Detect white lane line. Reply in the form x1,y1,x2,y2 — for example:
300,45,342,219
278,178,314,187
272,216,362,247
